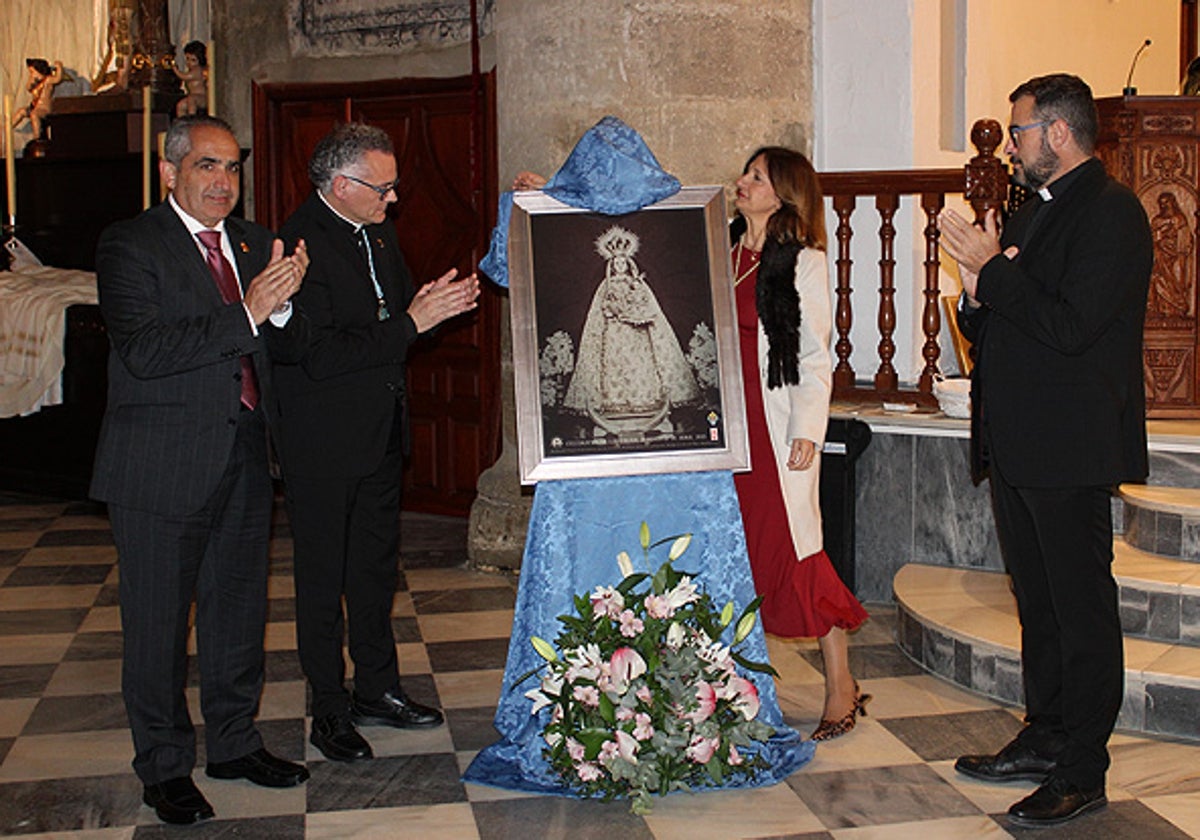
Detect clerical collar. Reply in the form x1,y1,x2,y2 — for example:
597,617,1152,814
1037,158,1092,203
318,190,364,233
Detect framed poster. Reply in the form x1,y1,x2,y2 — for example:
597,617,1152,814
508,186,749,484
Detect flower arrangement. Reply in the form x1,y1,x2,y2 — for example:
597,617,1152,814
522,522,777,813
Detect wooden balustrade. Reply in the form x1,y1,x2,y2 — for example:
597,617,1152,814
818,118,1007,406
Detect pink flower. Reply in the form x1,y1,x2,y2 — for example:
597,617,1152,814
573,685,600,707
564,644,603,683
618,609,644,638
664,576,700,610
636,685,653,705
689,681,717,723
576,761,602,782
644,594,673,619
615,730,639,763
599,740,619,763
567,738,585,762
728,744,744,766
590,586,625,619
609,647,647,694
686,734,719,764
727,675,760,720
616,706,635,722
633,712,655,741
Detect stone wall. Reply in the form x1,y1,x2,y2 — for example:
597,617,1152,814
496,0,814,187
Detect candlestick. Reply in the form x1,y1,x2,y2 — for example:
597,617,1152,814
158,131,168,200
3,94,15,227
206,40,216,117
142,86,151,209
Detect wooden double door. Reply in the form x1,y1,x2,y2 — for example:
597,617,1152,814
253,75,501,514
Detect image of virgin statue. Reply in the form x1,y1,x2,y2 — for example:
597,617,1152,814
563,225,699,434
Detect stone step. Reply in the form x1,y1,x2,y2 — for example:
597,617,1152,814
1114,539,1200,645
1120,484,1200,561
893,563,1200,742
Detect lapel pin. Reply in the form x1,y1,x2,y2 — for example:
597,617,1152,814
240,241,250,253
376,237,384,248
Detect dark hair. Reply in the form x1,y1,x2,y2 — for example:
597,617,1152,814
25,58,52,77
1009,73,1098,154
308,123,394,192
183,41,208,68
741,146,827,250
164,114,235,165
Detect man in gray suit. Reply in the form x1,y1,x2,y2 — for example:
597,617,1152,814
92,115,310,825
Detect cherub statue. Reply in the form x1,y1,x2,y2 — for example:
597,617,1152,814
175,41,208,117
11,58,65,140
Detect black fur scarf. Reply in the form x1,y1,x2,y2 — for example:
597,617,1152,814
730,217,802,389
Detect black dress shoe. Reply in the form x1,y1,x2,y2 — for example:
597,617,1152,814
351,688,444,729
955,737,1057,783
142,776,215,825
1008,776,1107,826
206,747,310,788
311,714,373,762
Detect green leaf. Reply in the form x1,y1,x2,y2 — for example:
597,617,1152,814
598,691,616,725
530,636,558,662
616,572,649,596
509,666,544,690
667,533,692,560
731,649,780,677
639,521,650,551
577,728,609,760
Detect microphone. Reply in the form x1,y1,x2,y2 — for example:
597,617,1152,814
1124,38,1152,96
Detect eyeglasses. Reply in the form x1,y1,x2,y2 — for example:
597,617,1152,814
1008,120,1051,143
341,173,399,200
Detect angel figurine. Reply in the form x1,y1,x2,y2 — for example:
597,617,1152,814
175,41,208,117
12,58,65,140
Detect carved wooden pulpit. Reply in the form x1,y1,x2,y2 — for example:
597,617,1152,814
1096,96,1200,417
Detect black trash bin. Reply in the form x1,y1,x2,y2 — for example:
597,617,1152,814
819,417,872,593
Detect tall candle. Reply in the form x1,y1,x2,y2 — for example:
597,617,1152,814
3,94,15,227
157,131,168,200
142,86,151,209
206,40,216,117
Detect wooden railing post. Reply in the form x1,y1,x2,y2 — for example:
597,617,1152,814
964,118,1006,224
873,193,899,393
832,194,857,391
919,191,945,394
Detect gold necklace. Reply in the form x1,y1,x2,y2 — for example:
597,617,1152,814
733,239,761,287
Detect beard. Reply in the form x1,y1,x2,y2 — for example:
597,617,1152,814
1011,133,1059,190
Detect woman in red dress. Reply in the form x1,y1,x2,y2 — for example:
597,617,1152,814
730,147,870,740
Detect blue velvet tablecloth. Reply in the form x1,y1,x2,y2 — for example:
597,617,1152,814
462,471,814,795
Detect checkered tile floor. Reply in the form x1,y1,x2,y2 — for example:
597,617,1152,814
1,491,1198,838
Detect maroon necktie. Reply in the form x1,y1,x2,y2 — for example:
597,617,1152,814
197,229,259,410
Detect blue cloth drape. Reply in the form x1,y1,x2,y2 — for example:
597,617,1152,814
478,115,682,288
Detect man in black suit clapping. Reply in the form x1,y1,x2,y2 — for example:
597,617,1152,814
939,74,1153,828
92,115,312,824
272,123,479,762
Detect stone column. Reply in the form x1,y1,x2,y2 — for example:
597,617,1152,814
467,300,532,571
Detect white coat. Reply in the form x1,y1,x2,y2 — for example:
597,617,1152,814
754,247,833,559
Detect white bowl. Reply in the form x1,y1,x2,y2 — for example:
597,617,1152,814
933,377,971,419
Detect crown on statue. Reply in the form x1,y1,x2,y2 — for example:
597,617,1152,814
595,225,640,260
